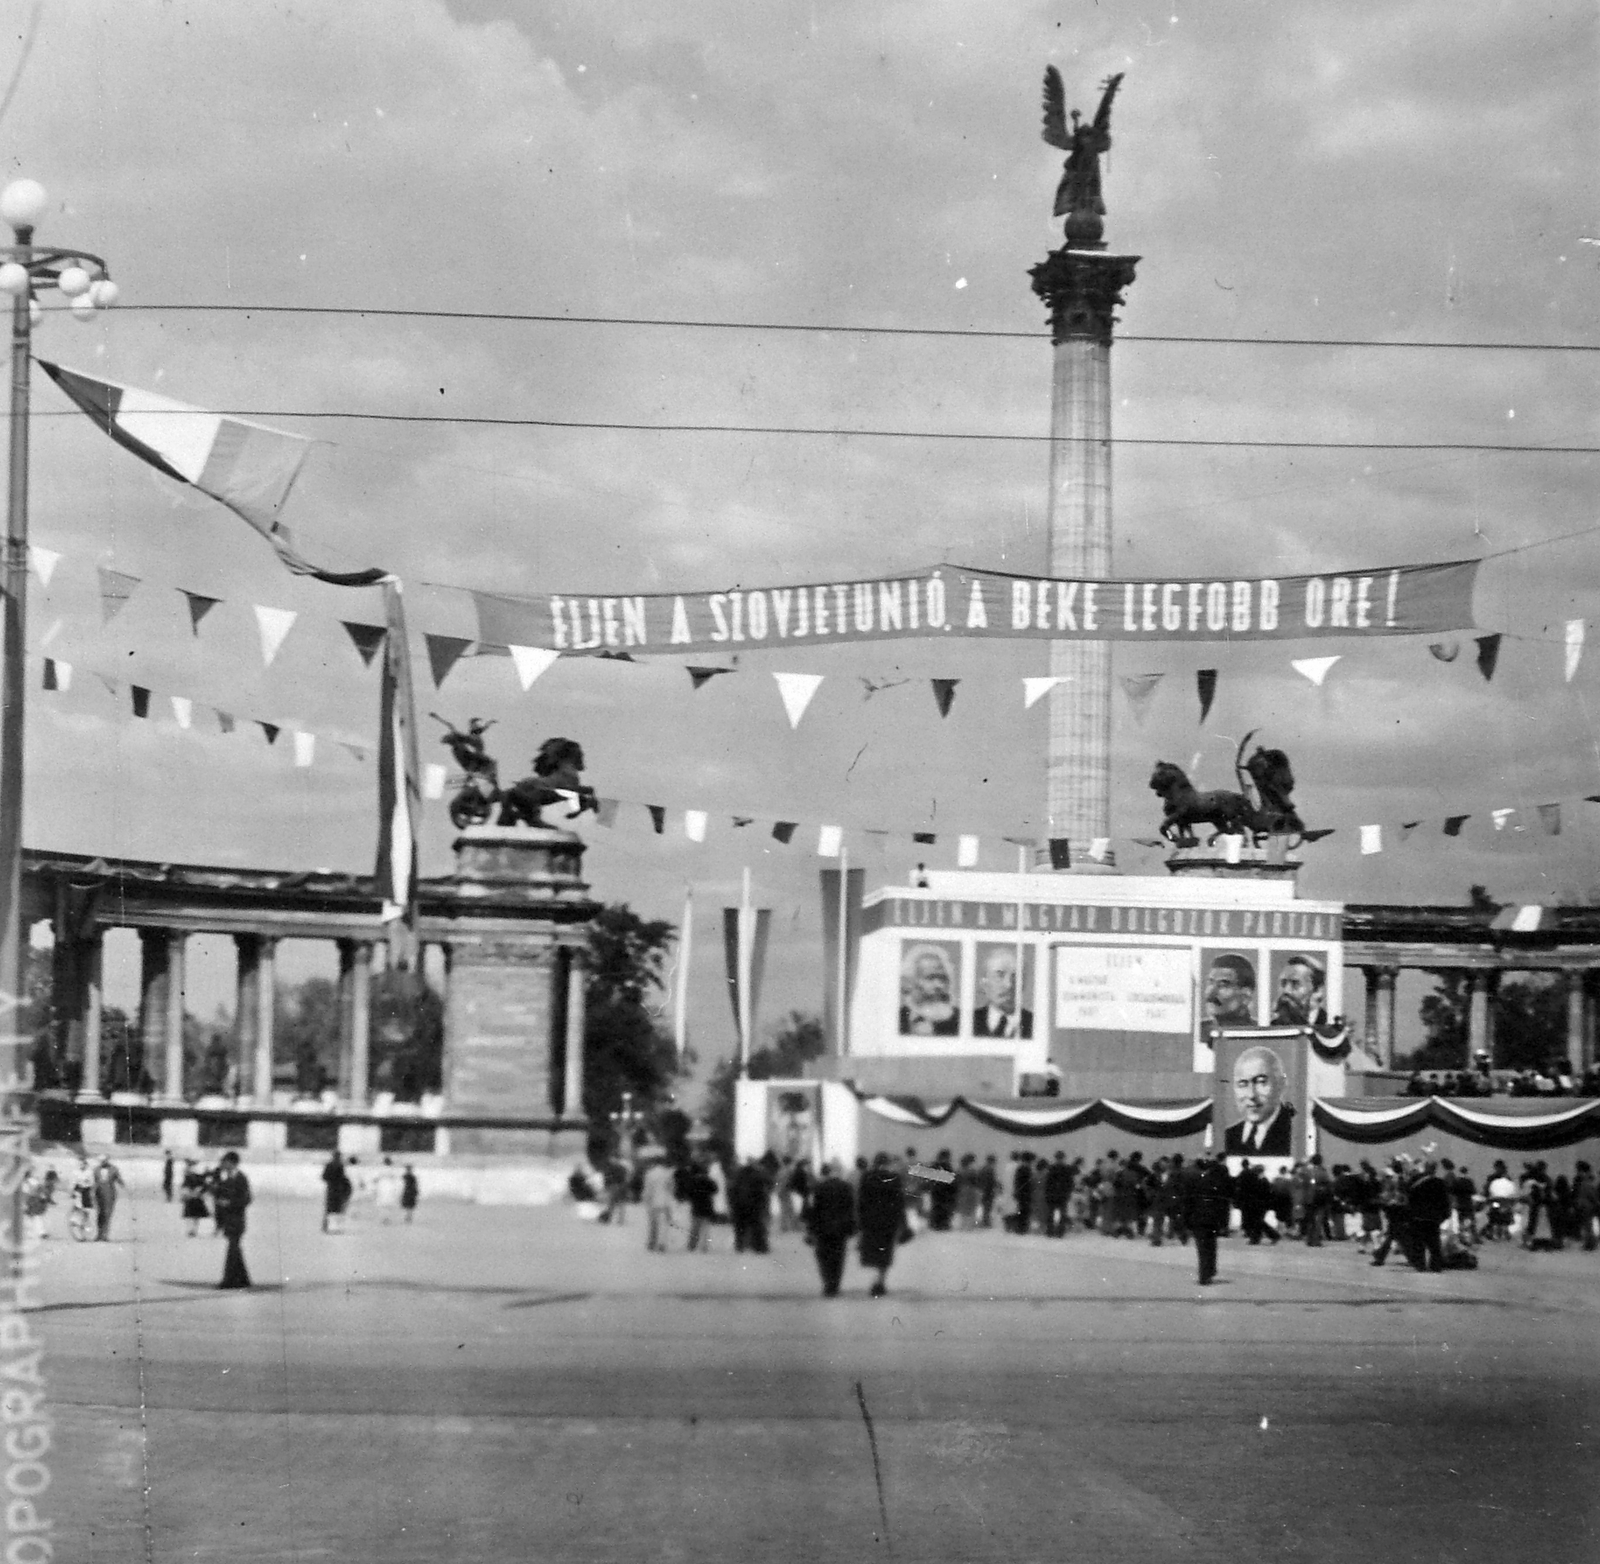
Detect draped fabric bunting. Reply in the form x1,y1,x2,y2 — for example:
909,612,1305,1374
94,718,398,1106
1196,669,1217,723
854,1090,1213,1140
374,580,422,949
1313,1096,1600,1151
40,359,387,587
466,559,1480,655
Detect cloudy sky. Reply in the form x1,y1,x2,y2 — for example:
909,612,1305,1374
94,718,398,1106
7,0,1597,1073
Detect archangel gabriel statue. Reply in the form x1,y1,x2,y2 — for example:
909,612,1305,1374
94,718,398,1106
1040,67,1124,249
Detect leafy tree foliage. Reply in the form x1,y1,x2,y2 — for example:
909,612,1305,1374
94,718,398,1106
582,904,682,1139
701,1010,826,1155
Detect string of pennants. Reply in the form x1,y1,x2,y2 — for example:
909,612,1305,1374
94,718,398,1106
38,643,1600,866
26,545,1585,731
36,655,370,768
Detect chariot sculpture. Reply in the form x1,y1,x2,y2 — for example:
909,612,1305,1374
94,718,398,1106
434,716,597,831
1149,731,1310,849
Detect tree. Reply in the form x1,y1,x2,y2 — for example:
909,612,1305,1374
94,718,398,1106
1412,972,1468,1070
702,1010,827,1157
370,969,444,1100
1410,970,1567,1072
277,976,340,1096
582,904,683,1144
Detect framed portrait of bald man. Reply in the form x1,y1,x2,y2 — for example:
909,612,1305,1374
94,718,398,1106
971,943,1035,1039
1214,1033,1307,1159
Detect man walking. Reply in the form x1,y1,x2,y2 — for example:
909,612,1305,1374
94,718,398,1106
1179,1153,1234,1286
212,1152,253,1290
806,1162,857,1296
92,1156,124,1242
161,1149,175,1204
857,1153,906,1298
641,1157,676,1253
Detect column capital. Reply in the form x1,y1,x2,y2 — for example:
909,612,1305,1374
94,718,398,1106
1028,248,1140,347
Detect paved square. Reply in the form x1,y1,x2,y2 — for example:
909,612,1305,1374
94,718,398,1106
38,1189,1599,1562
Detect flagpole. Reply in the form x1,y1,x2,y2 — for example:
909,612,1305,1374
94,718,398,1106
737,866,753,1075
673,888,693,1059
1015,845,1027,1048
836,847,849,1059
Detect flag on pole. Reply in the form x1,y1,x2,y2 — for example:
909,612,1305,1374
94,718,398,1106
723,879,771,1072
376,580,422,962
673,890,694,1058
1566,620,1585,683
819,866,865,1057
40,360,387,586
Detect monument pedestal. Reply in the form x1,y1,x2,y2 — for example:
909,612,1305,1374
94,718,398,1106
1165,843,1301,881
439,827,599,1157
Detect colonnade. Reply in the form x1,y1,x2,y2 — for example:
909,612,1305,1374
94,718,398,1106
53,923,589,1119
1355,961,1597,1073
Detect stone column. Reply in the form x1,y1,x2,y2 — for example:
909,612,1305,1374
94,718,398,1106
253,937,278,1103
1373,967,1398,1069
1029,246,1139,869
337,938,374,1106
1467,970,1493,1064
234,935,260,1099
76,934,103,1101
1566,969,1585,1078
137,929,171,1095
164,931,187,1101
562,947,587,1120
1362,967,1380,1060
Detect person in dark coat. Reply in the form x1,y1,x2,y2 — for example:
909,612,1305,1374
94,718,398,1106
856,1154,906,1297
927,1149,958,1231
728,1159,771,1253
1043,1153,1074,1237
684,1160,718,1252
1010,1153,1036,1235
180,1160,211,1237
321,1151,352,1234
400,1166,419,1223
1179,1154,1234,1285
1407,1161,1452,1271
161,1150,175,1204
212,1152,253,1290
806,1162,858,1296
1235,1162,1276,1245
977,1155,999,1227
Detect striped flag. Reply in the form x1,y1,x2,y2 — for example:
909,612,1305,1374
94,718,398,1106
723,897,772,1071
39,360,385,587
376,580,422,961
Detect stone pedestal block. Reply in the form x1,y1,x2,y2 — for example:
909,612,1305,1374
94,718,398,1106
246,1119,288,1152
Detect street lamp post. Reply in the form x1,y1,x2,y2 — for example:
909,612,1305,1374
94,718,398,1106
0,179,116,1232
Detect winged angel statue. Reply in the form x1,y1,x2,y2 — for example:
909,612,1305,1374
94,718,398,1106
1041,67,1124,247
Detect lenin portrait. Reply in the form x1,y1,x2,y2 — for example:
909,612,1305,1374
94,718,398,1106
898,941,961,1036
1222,1043,1296,1155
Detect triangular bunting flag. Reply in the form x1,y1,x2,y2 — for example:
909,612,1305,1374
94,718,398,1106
687,666,730,691
215,710,235,734
594,649,635,662
817,825,843,858
1292,656,1340,687
96,674,120,699
1023,676,1061,709
1048,838,1072,870
957,834,979,868
773,672,823,729
1119,673,1162,723
1565,620,1585,683
41,659,59,691
39,618,61,649
340,743,368,764
685,810,708,843
1443,815,1469,836
860,676,909,701
254,605,297,667
594,798,620,829
28,546,59,587
1400,821,1420,839
1429,640,1460,663
423,633,471,688
1475,634,1502,682
1491,807,1514,831
1196,669,1217,723
54,659,72,691
181,591,221,636
342,621,387,668
259,722,280,745
508,644,560,691
771,821,798,844
1538,803,1562,835
931,679,959,718
647,805,665,835
1300,828,1336,843
1359,824,1382,855
170,696,192,729
1223,834,1243,864
1087,838,1111,863
912,832,937,845
732,816,754,828
294,731,316,767
98,567,140,623
423,763,447,800
130,686,150,718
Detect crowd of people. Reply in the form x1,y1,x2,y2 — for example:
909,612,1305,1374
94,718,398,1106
1403,1062,1600,1098
576,1141,1600,1293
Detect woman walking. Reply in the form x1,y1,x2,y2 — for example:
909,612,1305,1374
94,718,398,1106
212,1152,253,1290
856,1154,906,1298
180,1160,210,1237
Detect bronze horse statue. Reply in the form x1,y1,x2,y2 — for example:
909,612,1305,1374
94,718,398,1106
434,718,596,830
1150,731,1308,849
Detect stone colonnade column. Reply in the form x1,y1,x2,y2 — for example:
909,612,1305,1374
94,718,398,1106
254,937,277,1102
1566,968,1585,1077
137,929,170,1096
1467,970,1495,1063
337,938,374,1105
164,931,187,1100
75,934,103,1100
1029,246,1139,868
562,947,586,1119
1373,967,1398,1069
233,934,278,1103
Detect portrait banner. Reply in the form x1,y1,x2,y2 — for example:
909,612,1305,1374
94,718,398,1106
469,559,1480,656
1198,947,1264,1032
898,939,964,1038
973,942,1037,1040
1215,1030,1309,1162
